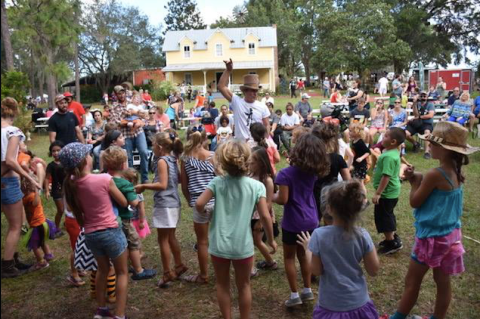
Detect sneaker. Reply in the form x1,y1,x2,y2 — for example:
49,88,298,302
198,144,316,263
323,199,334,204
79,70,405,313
300,291,314,302
93,307,114,319
250,267,259,278
13,253,33,270
379,234,401,248
131,268,156,280
1,260,24,278
44,253,54,262
285,296,303,307
193,243,198,252
378,240,403,255
423,152,431,160
54,230,65,238
30,261,49,271
21,224,29,235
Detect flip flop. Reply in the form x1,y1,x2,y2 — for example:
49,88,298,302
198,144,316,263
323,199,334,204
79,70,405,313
67,275,85,287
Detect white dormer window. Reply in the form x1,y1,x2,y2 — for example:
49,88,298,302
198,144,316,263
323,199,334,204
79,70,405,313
216,44,223,56
184,45,190,58
248,43,255,55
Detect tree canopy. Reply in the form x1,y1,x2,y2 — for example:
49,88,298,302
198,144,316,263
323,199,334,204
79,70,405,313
164,0,206,32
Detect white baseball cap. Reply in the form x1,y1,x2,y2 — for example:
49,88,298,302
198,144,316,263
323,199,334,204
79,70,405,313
302,93,311,99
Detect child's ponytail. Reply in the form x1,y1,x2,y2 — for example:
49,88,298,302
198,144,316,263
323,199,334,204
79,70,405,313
63,159,87,227
327,180,366,235
250,122,268,149
451,152,468,184
184,128,207,156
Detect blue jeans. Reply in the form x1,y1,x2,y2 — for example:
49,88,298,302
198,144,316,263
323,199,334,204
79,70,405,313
124,132,149,183
85,227,127,259
93,144,102,170
1,177,23,205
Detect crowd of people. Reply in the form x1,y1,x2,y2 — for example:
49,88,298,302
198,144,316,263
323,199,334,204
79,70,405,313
1,58,479,319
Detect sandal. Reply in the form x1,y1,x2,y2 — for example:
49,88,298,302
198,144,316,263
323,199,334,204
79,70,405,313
250,267,259,278
157,271,176,288
67,275,85,287
174,264,189,279
183,274,208,284
256,260,278,270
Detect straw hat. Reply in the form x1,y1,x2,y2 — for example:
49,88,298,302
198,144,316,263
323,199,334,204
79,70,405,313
419,121,479,155
240,74,261,91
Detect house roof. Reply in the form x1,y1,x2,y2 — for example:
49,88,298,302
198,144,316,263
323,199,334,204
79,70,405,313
162,60,274,72
163,27,277,52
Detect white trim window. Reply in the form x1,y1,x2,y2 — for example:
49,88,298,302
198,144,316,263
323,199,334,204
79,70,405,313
184,45,191,58
248,42,255,55
215,43,223,56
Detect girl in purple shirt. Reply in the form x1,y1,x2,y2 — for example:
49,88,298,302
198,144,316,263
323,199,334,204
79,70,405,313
274,133,330,307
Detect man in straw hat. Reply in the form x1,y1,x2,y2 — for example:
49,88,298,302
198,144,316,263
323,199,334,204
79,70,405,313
218,59,270,141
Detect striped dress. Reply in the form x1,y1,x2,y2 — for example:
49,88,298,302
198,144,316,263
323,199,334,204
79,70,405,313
182,153,216,207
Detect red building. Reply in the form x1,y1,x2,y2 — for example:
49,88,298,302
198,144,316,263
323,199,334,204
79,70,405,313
132,68,165,86
429,68,474,92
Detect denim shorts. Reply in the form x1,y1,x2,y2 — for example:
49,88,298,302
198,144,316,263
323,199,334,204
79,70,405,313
1,177,23,205
85,227,127,260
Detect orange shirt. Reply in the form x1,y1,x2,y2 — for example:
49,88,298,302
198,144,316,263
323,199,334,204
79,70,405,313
17,151,31,167
23,192,46,227
195,95,205,107
68,101,86,126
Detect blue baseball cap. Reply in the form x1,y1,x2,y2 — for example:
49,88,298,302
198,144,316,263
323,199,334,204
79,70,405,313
58,142,93,170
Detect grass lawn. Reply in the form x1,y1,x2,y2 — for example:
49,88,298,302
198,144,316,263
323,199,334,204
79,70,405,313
1,91,480,318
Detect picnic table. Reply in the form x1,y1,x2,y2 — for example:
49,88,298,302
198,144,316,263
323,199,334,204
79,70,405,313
34,117,49,131
179,116,201,130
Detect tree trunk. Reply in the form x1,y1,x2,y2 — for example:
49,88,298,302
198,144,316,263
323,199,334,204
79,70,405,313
1,0,14,71
74,42,81,102
39,73,45,103
46,72,57,110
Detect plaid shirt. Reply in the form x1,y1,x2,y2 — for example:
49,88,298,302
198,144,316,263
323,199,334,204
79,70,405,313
110,102,143,138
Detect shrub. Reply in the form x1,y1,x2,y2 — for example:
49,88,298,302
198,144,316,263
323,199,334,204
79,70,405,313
1,71,30,104
151,80,175,101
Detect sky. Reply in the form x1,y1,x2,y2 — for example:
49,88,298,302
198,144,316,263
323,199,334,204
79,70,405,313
105,0,477,70
118,0,242,27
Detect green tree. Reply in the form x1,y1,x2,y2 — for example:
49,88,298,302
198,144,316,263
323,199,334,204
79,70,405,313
9,0,80,109
79,0,164,94
1,0,14,71
313,0,411,76
164,0,206,32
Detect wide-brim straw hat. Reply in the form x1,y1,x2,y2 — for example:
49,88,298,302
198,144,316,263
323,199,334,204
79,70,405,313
419,121,479,155
240,74,262,91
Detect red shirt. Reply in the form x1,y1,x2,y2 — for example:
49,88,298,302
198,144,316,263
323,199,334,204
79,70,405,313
297,81,304,89
68,101,86,126
142,93,152,101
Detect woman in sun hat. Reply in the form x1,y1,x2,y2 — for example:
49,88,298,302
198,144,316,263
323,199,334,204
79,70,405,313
389,121,478,319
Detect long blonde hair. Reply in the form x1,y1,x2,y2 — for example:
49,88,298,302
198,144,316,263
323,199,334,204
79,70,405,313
184,127,207,156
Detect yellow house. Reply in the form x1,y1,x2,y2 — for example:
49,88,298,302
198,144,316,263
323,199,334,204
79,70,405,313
162,26,279,93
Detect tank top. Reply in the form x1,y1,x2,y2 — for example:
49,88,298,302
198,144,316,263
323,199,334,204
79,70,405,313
153,155,181,208
371,109,386,128
183,153,216,207
414,168,463,239
436,82,445,98
166,106,176,120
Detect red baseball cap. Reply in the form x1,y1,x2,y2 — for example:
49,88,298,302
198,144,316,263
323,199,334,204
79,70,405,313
63,92,73,98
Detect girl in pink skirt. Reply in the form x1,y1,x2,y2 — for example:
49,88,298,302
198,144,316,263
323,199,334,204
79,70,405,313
390,122,478,319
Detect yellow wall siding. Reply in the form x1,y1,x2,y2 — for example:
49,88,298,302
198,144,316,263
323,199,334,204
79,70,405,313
232,69,269,84
168,69,271,89
167,31,273,64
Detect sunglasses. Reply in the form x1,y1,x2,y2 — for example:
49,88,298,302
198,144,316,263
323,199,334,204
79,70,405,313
149,112,155,114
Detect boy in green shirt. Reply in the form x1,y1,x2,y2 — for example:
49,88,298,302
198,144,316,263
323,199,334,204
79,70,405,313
372,127,406,255
102,146,156,280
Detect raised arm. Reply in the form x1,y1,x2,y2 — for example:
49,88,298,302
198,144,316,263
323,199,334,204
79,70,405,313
218,59,234,102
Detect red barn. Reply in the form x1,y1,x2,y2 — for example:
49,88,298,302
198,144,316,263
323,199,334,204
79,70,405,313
132,68,165,86
429,68,474,92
